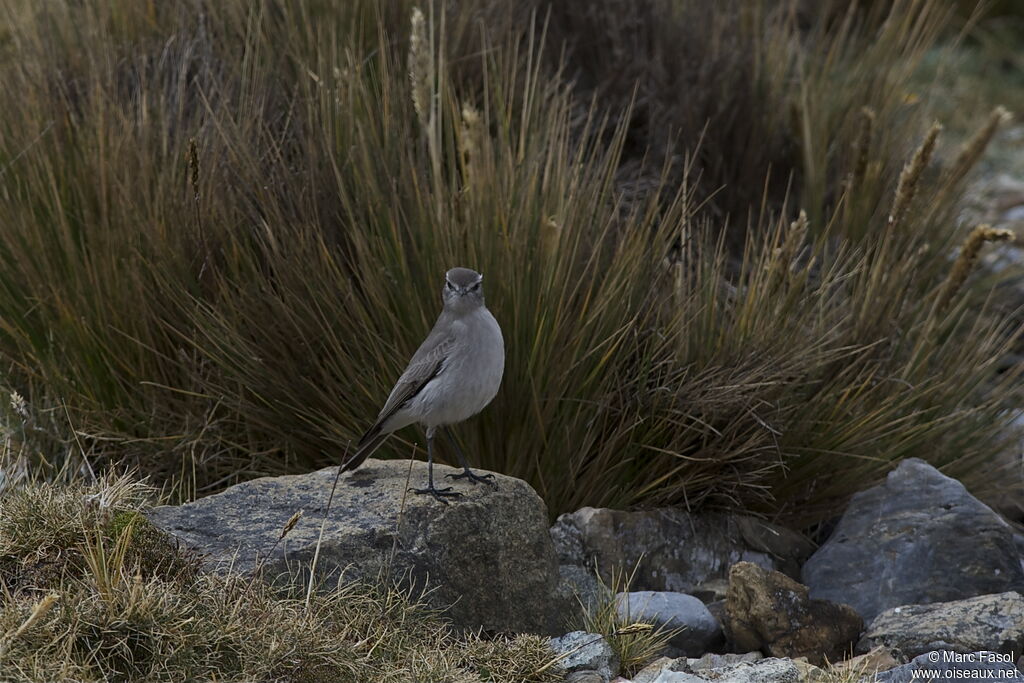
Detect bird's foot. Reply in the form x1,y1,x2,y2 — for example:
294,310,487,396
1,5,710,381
446,469,497,487
410,484,463,504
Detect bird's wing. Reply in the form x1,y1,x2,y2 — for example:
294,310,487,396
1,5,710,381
371,329,455,430
342,318,457,472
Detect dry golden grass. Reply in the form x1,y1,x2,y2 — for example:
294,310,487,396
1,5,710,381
0,472,563,683
939,224,1018,311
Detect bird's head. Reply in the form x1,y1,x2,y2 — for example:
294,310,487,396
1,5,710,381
442,267,485,313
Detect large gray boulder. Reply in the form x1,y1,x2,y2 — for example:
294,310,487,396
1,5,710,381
551,507,813,595
147,459,566,634
858,592,1024,658
802,458,1024,622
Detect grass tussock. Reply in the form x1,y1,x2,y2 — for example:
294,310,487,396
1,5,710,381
570,566,676,677
0,474,562,683
0,0,1020,525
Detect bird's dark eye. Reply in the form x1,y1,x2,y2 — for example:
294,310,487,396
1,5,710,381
470,282,481,291
445,281,454,290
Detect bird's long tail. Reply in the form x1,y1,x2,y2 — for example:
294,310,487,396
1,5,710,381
340,427,389,472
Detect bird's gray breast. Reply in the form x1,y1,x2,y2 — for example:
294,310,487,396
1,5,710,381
409,307,504,428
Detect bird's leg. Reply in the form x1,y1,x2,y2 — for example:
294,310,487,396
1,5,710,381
443,427,496,486
411,427,462,502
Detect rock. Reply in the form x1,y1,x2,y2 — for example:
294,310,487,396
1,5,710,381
687,652,763,671
550,631,620,682
700,658,804,683
632,657,681,683
691,578,729,604
802,458,1024,622
631,657,705,683
147,459,565,634
1004,205,1024,222
615,591,723,656
705,599,727,635
858,592,1024,659
634,668,704,683
724,562,863,665
791,659,825,683
875,651,1022,683
830,646,900,676
551,507,813,594
635,669,704,683
567,672,610,683
559,562,608,613
633,657,804,683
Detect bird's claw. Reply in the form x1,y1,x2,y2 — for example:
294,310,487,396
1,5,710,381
446,469,497,486
410,485,463,504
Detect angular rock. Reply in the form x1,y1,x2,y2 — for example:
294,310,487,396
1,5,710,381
551,507,814,594
699,658,805,683
147,459,565,634
632,659,704,683
802,458,1024,622
632,657,678,683
559,563,608,613
615,591,723,656
705,599,727,633
858,592,1024,658
633,657,804,683
632,653,764,683
791,660,825,683
633,668,703,683
687,652,763,671
567,672,610,683
725,561,863,665
875,651,1022,683
550,631,620,682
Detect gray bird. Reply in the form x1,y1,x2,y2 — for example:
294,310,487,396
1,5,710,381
342,267,504,501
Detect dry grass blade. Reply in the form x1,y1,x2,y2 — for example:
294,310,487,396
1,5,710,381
850,107,876,190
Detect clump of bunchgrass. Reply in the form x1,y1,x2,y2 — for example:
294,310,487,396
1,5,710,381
569,564,676,677
0,472,192,592
0,0,1020,526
